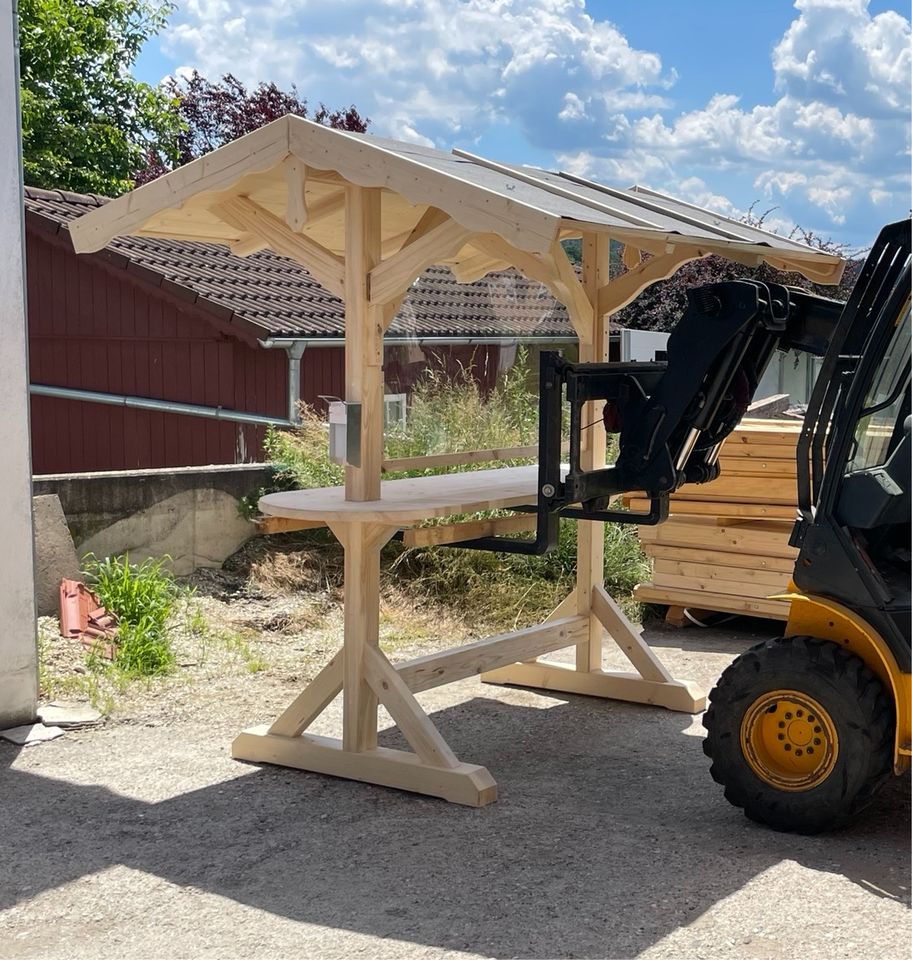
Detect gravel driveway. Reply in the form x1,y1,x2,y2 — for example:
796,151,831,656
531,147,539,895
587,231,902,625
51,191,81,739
1,617,908,960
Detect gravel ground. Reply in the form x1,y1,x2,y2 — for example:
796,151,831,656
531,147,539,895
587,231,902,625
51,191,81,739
2,569,909,960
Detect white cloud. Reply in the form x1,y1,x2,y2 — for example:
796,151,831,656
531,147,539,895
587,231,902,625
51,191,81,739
161,0,910,240
162,0,674,151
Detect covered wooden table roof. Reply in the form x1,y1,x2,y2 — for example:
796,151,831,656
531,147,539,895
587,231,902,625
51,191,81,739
70,115,844,325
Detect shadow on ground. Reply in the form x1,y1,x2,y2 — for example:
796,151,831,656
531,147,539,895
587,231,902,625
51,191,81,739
0,690,908,958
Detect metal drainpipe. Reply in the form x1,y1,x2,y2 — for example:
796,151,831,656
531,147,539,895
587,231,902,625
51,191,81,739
29,383,295,427
284,341,306,424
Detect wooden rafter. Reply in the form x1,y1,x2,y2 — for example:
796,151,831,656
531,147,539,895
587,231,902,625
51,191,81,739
211,196,345,298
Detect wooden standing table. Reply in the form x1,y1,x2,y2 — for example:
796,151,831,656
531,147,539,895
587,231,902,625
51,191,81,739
232,466,705,806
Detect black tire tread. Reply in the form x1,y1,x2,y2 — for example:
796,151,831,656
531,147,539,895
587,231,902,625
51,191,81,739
702,635,895,833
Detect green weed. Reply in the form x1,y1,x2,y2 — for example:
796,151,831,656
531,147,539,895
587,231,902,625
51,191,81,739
82,554,182,677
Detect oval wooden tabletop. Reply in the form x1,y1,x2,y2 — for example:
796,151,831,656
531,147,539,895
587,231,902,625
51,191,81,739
259,465,541,523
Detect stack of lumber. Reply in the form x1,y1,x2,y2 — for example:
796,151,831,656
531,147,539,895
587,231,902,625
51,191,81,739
631,418,801,620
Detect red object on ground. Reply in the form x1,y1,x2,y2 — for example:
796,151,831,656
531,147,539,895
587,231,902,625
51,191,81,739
58,579,119,659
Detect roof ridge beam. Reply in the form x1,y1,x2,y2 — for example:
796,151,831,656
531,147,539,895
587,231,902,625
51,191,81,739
211,195,345,298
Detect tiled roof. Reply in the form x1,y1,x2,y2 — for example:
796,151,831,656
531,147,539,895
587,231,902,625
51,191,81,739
24,186,574,341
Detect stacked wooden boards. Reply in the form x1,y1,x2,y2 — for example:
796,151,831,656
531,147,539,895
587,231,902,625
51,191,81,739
630,418,802,620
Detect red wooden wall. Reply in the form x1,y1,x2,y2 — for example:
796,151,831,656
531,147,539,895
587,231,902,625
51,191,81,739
25,226,505,474
26,228,293,474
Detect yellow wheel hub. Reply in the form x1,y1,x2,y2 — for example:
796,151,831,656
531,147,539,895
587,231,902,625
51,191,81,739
740,690,839,791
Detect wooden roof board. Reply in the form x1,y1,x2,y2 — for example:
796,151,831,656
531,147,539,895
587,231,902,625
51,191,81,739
68,114,845,286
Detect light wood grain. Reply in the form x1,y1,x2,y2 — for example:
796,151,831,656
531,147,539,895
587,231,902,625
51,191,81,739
232,728,498,806
403,513,537,548
634,583,789,620
382,445,539,472
255,516,327,534
397,616,589,693
260,465,542,523
481,661,706,713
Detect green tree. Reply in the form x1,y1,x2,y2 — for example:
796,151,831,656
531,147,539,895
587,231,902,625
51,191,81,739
18,0,181,195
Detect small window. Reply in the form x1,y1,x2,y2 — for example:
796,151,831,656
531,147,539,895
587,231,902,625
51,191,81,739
847,302,911,473
384,393,408,431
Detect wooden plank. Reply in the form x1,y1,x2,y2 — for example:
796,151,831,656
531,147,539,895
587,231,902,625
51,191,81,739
721,443,800,460
229,233,269,257
549,238,594,343
627,498,796,520
481,661,706,713
397,616,589,693
637,516,798,558
362,645,459,769
369,217,473,304
403,513,537,548
642,543,796,574
449,254,510,283
232,727,498,806
651,571,784,600
255,516,327,534
382,444,539,472
469,233,563,295
268,650,343,737
633,583,789,620
590,584,671,682
329,522,398,753
671,475,797,504
719,458,798,477
727,423,801,442
653,558,790,587
212,196,345,298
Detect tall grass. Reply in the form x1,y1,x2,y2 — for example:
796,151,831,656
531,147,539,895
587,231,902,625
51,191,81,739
82,554,182,676
259,352,650,629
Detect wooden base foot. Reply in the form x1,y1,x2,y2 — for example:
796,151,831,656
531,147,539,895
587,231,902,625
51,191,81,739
232,726,498,806
480,660,706,713
665,604,687,628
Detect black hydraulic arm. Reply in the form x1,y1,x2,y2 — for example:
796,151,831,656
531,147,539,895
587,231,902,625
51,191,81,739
449,278,844,556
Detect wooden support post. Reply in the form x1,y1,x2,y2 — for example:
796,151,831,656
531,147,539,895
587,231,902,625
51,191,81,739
328,521,396,752
344,185,384,502
481,233,706,714
575,231,610,671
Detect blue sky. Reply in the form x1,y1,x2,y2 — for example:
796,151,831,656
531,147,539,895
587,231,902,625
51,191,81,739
135,0,911,247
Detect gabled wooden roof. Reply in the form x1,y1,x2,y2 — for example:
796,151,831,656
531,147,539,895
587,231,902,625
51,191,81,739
69,115,844,295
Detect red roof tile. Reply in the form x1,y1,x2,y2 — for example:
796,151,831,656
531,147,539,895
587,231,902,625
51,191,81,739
24,186,573,341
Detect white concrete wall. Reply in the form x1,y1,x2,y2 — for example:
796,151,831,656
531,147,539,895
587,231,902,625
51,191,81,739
0,0,38,725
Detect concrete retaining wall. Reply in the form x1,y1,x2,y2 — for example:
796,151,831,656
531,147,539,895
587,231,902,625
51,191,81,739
34,463,273,575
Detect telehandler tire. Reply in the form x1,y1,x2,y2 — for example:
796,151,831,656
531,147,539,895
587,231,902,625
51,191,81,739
702,635,894,834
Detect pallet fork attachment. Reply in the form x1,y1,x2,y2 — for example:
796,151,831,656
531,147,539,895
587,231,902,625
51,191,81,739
452,279,843,555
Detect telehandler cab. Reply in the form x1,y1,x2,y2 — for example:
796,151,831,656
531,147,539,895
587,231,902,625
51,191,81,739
451,219,910,833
